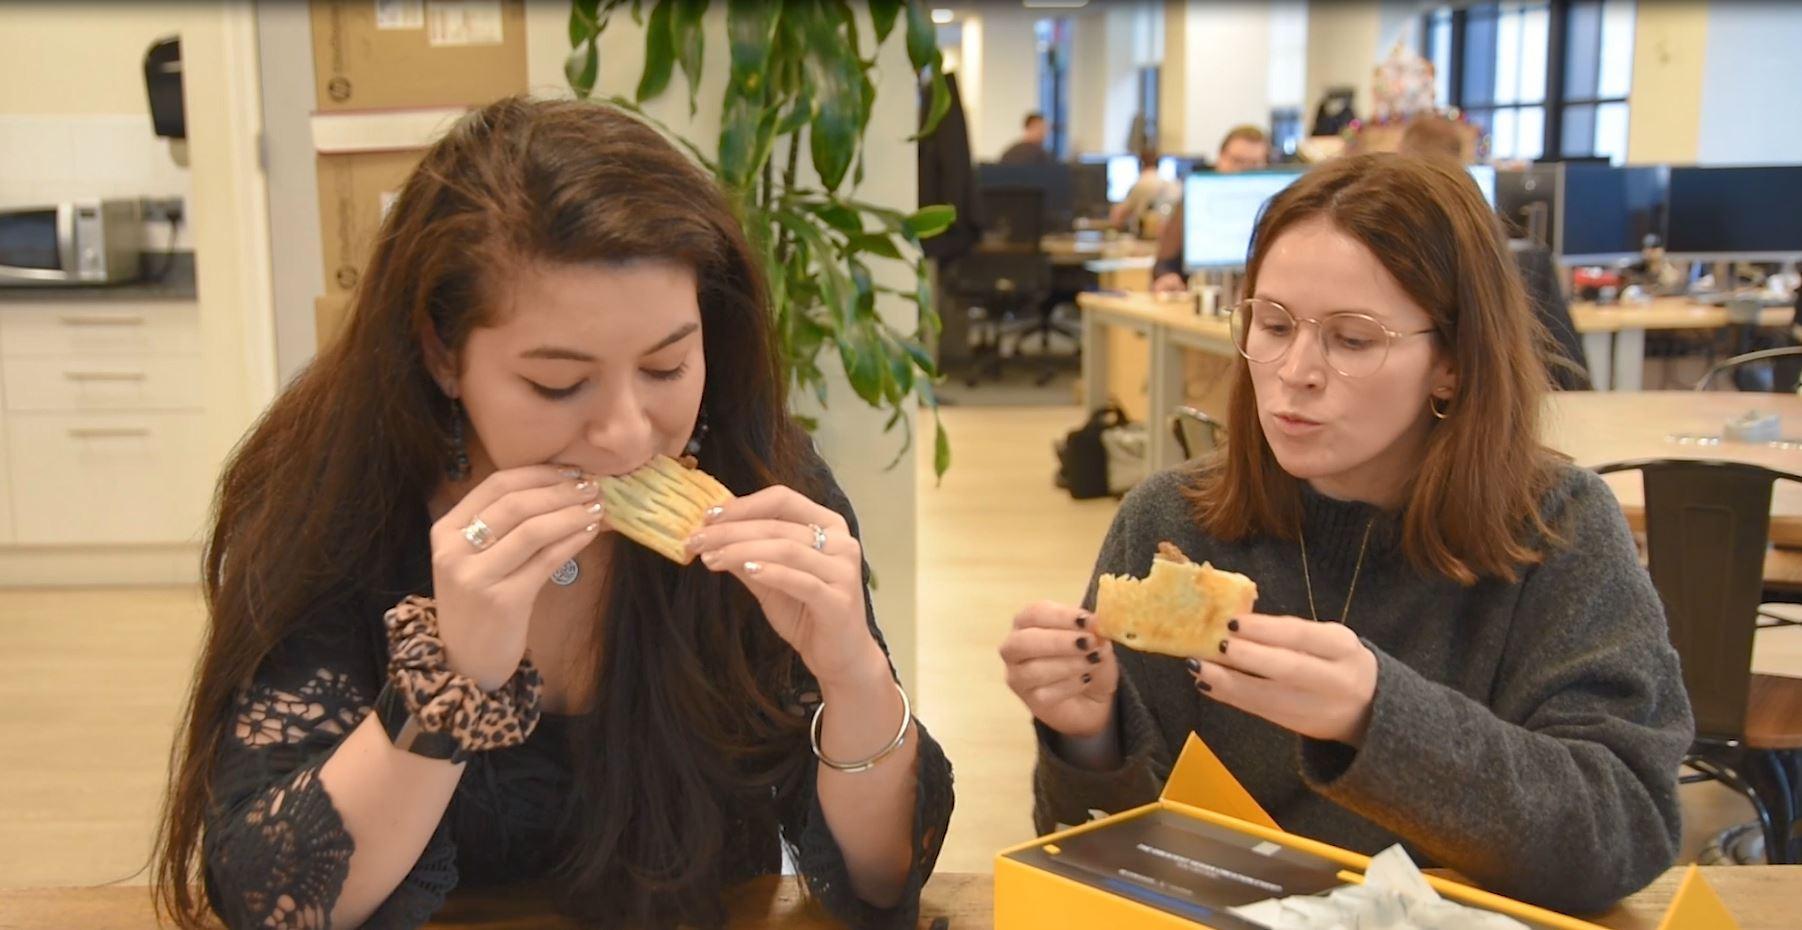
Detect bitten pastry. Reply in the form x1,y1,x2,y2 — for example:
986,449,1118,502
1094,542,1258,657
597,455,734,564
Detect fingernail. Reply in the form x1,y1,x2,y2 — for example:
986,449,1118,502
1184,658,1200,673
1081,672,1093,685
1074,636,1090,651
559,466,583,479
586,502,604,515
1227,619,1240,633
686,533,704,551
744,560,763,575
1218,640,1228,654
1074,615,1088,629
1086,651,1101,665
1195,678,1213,693
584,522,599,533
704,506,725,522
575,479,594,493
701,550,721,566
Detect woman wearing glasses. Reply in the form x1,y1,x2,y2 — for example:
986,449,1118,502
999,154,1693,914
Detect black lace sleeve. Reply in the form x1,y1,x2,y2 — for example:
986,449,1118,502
202,621,459,929
774,467,956,930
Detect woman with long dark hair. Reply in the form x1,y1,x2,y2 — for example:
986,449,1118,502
154,96,952,930
1001,154,1692,914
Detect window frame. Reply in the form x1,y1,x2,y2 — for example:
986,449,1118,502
1421,0,1633,161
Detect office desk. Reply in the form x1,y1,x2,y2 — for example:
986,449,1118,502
1545,391,1802,547
1571,298,1796,391
6,868,1800,929
1078,291,1235,468
1039,233,1156,266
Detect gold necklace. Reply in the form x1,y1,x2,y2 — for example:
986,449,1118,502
1300,517,1377,624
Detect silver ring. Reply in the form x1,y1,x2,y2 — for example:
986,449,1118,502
461,516,494,551
809,523,827,552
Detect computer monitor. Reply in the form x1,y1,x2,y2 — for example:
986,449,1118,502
1496,164,1560,246
1466,165,1497,208
1104,155,1139,202
1558,164,1668,264
1664,165,1802,261
977,162,1075,231
1069,162,1110,221
1181,169,1305,272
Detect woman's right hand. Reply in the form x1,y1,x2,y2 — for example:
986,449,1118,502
429,465,603,690
1000,601,1119,739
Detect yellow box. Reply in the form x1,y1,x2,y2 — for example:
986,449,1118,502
995,735,1739,930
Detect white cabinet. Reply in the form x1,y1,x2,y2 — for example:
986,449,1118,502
0,298,209,550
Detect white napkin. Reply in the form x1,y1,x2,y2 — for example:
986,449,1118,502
1228,845,1529,930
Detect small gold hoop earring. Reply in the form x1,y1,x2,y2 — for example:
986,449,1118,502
1429,395,1451,420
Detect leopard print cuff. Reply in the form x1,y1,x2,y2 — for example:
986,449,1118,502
382,595,543,754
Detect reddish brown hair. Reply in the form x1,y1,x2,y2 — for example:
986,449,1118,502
1189,153,1563,584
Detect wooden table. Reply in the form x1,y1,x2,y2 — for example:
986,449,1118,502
1040,232,1157,266
1077,291,1236,468
1570,298,1796,392
1544,391,1802,550
5,868,1799,929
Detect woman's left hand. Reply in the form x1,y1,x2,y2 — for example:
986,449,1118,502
1189,613,1379,746
686,485,879,687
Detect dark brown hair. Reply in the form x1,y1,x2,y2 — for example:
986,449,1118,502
154,96,820,928
1189,153,1563,584
1399,116,1469,163
1218,124,1268,152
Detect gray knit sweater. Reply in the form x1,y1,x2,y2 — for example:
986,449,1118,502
1033,463,1695,915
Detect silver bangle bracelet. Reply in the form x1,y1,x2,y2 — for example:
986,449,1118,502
809,679,912,774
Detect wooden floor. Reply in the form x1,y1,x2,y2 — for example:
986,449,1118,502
4,404,1801,887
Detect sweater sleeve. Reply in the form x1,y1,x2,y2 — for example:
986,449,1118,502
1295,470,1694,914
1031,473,1187,835
202,616,459,929
777,469,954,930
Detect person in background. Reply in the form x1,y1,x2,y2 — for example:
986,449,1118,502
1152,125,1271,293
1000,113,1054,166
1109,149,1181,234
1398,116,1470,165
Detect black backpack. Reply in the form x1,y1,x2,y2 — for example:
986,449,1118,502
1057,404,1129,500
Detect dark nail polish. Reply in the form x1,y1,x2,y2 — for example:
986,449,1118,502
1081,672,1093,685
1075,636,1090,651
1228,619,1240,633
1184,658,1201,673
1195,679,1213,693
1074,614,1088,629
1218,640,1229,654
1086,651,1102,664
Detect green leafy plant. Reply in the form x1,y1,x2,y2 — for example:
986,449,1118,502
566,0,956,478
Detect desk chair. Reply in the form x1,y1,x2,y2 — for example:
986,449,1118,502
947,248,1053,387
1595,459,1802,863
1696,346,1802,394
1170,406,1223,460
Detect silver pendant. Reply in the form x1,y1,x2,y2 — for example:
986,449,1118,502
551,557,580,586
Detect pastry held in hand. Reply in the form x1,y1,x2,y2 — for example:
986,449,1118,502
598,455,733,564
1094,542,1258,657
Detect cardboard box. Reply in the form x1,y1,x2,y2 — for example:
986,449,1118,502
316,147,427,295
310,0,528,112
995,735,1740,930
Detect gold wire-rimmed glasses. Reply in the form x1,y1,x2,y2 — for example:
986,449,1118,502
1229,298,1437,378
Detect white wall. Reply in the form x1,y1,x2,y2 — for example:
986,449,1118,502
960,6,1044,162
523,2,922,692
1696,1,1802,164
1065,2,1160,156
1304,0,1382,129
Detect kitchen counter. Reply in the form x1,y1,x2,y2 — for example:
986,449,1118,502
0,252,196,302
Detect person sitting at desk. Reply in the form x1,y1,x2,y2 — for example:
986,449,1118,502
1000,112,1053,166
152,97,953,930
1152,125,1271,293
1109,149,1181,235
1000,154,1692,914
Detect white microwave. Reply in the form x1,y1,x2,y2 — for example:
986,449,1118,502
0,199,143,286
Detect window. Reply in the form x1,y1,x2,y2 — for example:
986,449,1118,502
1422,0,1635,163
1136,65,1160,152
1035,18,1072,160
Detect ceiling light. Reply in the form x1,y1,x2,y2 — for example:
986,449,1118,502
931,8,954,24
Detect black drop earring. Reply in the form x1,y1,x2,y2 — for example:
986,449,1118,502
447,397,471,481
680,407,710,468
